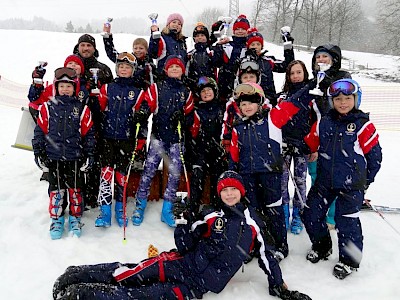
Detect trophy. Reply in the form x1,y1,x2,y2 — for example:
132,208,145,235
214,16,233,40
174,191,188,225
101,17,113,37
33,61,48,85
280,26,292,50
309,63,331,96
148,13,161,39
89,68,100,94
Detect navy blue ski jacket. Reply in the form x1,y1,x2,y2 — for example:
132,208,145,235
305,109,382,190
32,95,95,160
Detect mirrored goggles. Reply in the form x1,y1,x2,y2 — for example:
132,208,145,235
240,60,259,71
54,67,77,80
234,83,264,99
116,52,137,64
328,80,358,97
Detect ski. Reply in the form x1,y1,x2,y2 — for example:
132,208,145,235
361,199,400,214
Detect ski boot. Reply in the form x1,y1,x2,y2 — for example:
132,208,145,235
333,262,357,280
132,198,147,226
161,200,175,227
290,207,303,234
306,248,332,263
50,216,65,240
283,203,289,230
95,204,111,227
68,215,82,237
115,201,128,227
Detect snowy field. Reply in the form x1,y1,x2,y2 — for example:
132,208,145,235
0,29,400,299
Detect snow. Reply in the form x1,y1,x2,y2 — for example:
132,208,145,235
1,29,400,299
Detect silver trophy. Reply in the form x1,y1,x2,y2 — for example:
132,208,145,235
214,16,233,39
148,13,161,39
175,191,188,225
33,61,48,85
89,68,100,94
280,26,292,50
101,17,113,37
309,63,331,96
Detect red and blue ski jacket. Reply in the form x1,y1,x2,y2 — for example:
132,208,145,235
305,109,382,190
33,95,95,160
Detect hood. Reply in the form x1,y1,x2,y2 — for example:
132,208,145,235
312,44,342,72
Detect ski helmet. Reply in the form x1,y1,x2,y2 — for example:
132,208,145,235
197,76,218,98
53,67,79,96
116,52,137,75
193,22,210,42
238,57,261,84
234,82,265,105
327,78,362,109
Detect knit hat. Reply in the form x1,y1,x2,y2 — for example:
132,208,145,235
217,171,245,197
167,13,184,25
246,28,264,48
74,34,99,58
233,14,250,31
193,22,210,42
64,55,85,74
164,55,186,74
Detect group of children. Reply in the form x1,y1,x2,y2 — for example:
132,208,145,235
30,12,382,295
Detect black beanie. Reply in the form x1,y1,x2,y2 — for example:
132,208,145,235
78,34,96,48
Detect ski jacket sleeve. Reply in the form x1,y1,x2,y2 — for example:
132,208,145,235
144,83,158,114
28,85,53,110
32,102,49,154
174,217,209,255
103,34,119,63
148,34,166,60
357,121,382,185
221,98,241,141
304,121,320,153
98,84,108,111
228,128,239,170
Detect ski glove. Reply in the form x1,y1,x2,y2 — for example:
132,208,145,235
221,139,231,154
80,156,95,172
270,284,312,300
135,139,146,152
133,110,148,124
34,153,49,170
32,67,46,80
171,110,185,127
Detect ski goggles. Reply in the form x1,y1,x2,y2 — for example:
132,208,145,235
54,67,77,80
240,60,259,71
116,52,137,65
233,83,265,99
327,80,358,97
197,76,214,87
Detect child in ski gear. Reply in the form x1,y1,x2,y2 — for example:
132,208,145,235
211,14,250,101
308,44,352,228
102,22,156,89
228,82,314,259
220,58,264,155
186,22,216,91
243,27,295,105
148,13,187,76
302,79,382,279
95,52,148,228
32,67,95,239
52,171,311,300
133,55,194,227
278,60,313,235
186,76,226,213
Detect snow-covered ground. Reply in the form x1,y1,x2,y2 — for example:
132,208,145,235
0,29,400,299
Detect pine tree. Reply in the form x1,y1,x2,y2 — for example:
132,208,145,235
65,21,74,33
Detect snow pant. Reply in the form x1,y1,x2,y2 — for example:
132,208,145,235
302,184,364,268
53,252,205,300
48,160,84,218
243,172,288,256
281,152,307,208
190,145,227,212
82,145,101,207
136,139,182,202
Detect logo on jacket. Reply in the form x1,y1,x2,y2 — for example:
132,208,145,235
78,91,85,101
73,107,80,118
214,218,225,233
346,123,356,134
128,91,135,100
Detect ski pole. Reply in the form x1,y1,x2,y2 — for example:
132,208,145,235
122,122,141,244
363,198,400,236
177,120,190,199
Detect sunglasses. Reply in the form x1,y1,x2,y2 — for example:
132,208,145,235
116,52,137,65
328,80,358,97
240,60,260,71
54,67,77,80
233,83,264,99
